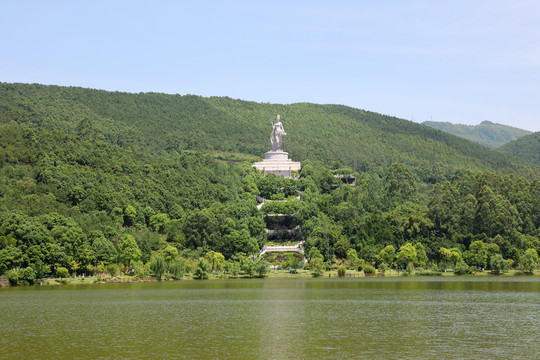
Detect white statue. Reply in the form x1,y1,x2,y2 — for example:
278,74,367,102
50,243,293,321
270,115,286,152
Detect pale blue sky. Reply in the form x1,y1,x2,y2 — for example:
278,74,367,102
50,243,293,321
2,0,539,131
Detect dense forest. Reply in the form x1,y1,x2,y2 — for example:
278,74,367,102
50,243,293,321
0,82,538,285
499,131,540,167
2,83,537,183
422,120,531,148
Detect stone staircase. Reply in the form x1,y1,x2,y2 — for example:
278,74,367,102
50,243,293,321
260,241,305,256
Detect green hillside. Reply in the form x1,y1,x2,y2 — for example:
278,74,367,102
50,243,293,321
1,82,539,285
422,120,531,148
1,83,536,184
498,132,540,166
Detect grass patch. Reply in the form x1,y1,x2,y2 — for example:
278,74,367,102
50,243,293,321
416,270,443,276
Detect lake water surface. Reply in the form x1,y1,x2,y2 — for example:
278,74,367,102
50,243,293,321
1,277,539,359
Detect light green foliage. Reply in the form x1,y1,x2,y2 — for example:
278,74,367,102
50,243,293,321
310,258,324,277
346,248,362,270
396,243,417,268
0,246,23,274
168,258,185,279
285,254,302,273
520,248,538,274
132,260,147,277
379,245,395,266
414,243,428,268
56,267,69,279
254,257,269,278
490,254,508,275
150,256,166,280
205,251,226,272
308,247,324,262
227,261,241,278
117,234,142,268
106,263,119,277
260,200,301,215
337,265,347,277
363,265,376,275
194,259,211,280
149,213,170,233
241,257,256,277
423,120,531,148
163,245,179,264
464,241,488,270
123,205,137,227
454,260,474,275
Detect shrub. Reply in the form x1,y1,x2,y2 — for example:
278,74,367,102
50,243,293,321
363,265,376,275
490,254,508,275
106,263,118,278
169,258,185,280
255,257,269,278
227,261,241,278
261,199,301,215
6,270,19,286
310,258,324,278
416,270,443,276
56,267,69,279
150,256,166,280
193,259,211,280
337,265,347,277
454,261,474,275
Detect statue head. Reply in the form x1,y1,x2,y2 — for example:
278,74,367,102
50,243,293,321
276,115,281,122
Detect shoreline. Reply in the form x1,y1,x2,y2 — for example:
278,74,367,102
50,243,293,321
3,268,537,288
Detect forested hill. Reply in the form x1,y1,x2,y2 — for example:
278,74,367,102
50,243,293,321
0,82,537,183
422,120,531,148
1,82,540,284
498,132,540,167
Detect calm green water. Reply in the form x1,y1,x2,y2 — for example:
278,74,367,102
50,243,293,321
1,277,539,359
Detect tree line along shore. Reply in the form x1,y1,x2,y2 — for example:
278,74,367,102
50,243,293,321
1,83,539,287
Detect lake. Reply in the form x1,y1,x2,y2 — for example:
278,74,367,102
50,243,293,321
1,277,539,359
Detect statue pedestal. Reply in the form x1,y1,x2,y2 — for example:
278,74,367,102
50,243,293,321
253,151,301,178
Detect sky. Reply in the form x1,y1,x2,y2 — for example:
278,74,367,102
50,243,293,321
1,0,539,132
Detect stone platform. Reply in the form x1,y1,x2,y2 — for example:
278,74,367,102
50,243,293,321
252,151,301,177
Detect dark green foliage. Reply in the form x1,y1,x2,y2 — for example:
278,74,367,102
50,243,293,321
422,120,531,148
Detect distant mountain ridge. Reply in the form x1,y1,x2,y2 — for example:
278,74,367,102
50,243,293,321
0,82,537,184
422,120,531,148
498,131,540,167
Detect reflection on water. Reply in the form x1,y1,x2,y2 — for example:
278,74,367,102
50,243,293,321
1,278,539,359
